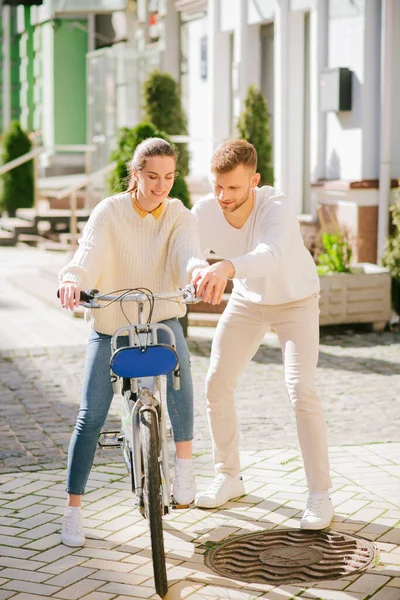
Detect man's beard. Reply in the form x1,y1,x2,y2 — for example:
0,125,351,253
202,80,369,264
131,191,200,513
219,187,252,213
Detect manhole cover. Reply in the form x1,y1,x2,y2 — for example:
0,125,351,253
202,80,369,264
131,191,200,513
205,530,375,585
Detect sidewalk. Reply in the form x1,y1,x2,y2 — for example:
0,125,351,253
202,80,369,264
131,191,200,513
0,444,400,600
0,245,400,599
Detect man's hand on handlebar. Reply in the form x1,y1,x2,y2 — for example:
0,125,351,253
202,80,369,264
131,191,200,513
58,282,81,311
191,260,235,305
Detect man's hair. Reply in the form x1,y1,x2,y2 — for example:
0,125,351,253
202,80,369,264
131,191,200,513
211,139,258,174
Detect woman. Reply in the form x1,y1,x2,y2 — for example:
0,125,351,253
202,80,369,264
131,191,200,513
58,137,207,547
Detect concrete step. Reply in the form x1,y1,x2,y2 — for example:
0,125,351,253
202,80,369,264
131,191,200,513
17,234,51,247
16,208,91,234
188,312,220,328
0,217,38,236
0,229,16,246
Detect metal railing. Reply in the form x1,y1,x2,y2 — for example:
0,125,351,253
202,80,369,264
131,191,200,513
55,161,117,248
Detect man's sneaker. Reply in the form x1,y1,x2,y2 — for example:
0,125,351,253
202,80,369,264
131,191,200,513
173,457,196,506
61,506,86,547
300,493,334,530
195,473,245,508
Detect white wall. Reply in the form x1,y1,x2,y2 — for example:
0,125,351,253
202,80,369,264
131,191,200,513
326,1,365,181
247,0,274,24
186,17,212,175
220,0,238,32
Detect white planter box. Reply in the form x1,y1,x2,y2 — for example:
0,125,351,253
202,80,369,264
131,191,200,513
319,263,391,331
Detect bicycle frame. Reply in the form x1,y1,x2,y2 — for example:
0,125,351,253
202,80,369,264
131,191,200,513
111,317,178,514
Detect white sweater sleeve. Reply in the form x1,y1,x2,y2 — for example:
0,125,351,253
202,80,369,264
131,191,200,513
230,193,293,279
170,210,209,287
58,200,110,289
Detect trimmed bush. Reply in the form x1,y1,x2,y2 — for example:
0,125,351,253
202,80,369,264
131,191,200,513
237,85,274,186
108,122,191,208
382,188,400,280
0,121,33,217
143,70,190,176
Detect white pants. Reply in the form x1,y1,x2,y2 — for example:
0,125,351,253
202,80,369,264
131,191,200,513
205,293,332,492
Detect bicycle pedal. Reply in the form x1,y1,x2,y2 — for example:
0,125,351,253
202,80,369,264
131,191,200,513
98,432,122,448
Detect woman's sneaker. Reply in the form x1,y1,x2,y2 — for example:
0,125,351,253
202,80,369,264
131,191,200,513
300,493,334,530
173,457,196,506
61,506,86,547
195,473,245,508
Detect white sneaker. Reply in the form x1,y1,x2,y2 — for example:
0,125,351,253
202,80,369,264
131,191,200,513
173,457,196,506
300,493,334,530
195,473,245,508
61,506,86,547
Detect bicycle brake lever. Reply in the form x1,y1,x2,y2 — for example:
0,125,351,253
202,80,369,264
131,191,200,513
181,284,202,304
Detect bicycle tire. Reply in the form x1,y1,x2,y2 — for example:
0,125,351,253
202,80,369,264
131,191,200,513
140,408,168,598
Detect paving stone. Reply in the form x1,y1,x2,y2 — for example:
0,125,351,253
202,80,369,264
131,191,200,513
1,580,61,595
0,568,51,583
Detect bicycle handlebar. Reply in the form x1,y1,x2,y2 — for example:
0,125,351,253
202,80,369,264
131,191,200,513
57,284,201,308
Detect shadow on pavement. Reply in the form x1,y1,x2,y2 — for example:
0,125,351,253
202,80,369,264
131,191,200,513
188,336,400,375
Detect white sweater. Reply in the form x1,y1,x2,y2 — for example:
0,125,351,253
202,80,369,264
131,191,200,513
59,192,208,334
192,186,320,305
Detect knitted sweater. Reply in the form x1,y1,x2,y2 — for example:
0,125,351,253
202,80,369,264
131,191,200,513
59,192,208,334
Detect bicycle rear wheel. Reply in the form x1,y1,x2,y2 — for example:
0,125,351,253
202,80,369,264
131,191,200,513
140,408,168,598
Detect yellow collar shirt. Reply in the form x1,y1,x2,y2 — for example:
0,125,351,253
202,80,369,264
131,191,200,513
132,193,164,220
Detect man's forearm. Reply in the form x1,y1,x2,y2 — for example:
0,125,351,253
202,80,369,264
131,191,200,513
220,259,235,279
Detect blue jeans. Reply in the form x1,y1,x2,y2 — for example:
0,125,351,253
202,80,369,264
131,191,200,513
66,318,193,495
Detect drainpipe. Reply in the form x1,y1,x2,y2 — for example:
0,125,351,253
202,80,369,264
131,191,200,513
377,0,394,261
274,0,289,193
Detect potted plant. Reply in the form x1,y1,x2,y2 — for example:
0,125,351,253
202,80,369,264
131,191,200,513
316,232,391,331
0,121,33,217
382,187,400,316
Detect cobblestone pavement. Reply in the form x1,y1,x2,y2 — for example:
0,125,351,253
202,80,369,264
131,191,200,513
1,246,400,599
0,329,399,473
0,444,399,600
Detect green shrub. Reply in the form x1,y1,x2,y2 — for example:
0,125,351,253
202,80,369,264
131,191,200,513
237,85,274,186
0,121,33,217
316,232,353,275
143,70,190,176
382,188,400,279
108,122,191,208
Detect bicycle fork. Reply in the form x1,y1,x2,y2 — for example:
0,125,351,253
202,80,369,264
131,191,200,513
130,391,171,515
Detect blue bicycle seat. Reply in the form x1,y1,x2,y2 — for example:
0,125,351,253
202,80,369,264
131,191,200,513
110,344,178,378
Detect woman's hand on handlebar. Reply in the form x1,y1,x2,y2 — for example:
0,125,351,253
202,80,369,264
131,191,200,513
59,282,81,310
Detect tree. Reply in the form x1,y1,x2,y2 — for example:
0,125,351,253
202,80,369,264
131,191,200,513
107,122,191,208
237,85,274,186
143,70,190,176
0,121,34,217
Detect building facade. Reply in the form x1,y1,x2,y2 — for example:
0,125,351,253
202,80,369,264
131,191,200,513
173,0,400,263
2,0,399,262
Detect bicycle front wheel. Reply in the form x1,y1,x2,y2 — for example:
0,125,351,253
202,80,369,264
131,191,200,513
140,408,168,598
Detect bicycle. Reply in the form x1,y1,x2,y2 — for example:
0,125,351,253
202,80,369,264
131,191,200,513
72,284,199,599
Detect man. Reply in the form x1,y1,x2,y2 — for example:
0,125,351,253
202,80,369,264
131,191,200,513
191,139,333,530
